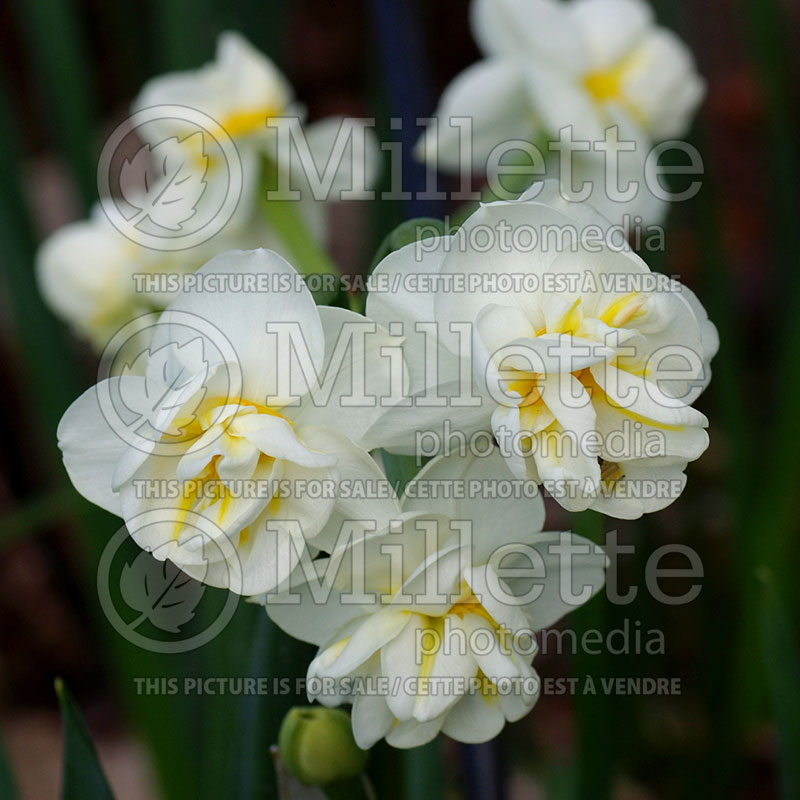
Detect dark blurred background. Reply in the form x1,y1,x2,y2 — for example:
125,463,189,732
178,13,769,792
0,0,799,798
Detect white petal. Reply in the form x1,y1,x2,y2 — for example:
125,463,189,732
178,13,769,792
232,413,337,468
36,219,138,345
413,626,477,723
385,716,444,749
591,364,708,434
290,307,403,448
532,422,602,512
521,62,605,142
268,459,338,543
440,689,506,744
351,676,395,748
381,613,427,720
675,284,718,403
590,458,687,519
464,562,538,635
57,379,130,515
434,200,581,331
325,608,410,679
418,59,535,173
568,0,653,70
504,531,607,629
152,249,324,407
296,425,400,550
360,376,490,456
470,0,587,71
402,449,546,561
453,612,523,685
133,32,293,141
540,371,596,434
621,28,705,140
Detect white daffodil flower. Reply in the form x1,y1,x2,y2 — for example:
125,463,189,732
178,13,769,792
35,201,315,349
419,0,704,227
57,249,400,595
470,0,704,142
132,31,380,204
364,182,718,519
39,32,380,348
36,212,148,349
134,32,295,146
266,449,607,749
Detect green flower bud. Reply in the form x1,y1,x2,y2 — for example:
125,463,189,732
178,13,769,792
278,707,368,786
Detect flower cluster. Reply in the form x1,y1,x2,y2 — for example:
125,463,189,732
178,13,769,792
51,0,715,754
58,183,715,744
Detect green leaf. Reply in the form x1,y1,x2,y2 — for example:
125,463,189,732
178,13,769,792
55,679,115,800
758,569,800,799
153,0,220,71
11,0,96,209
380,452,424,499
231,611,316,800
370,217,447,271
259,155,341,300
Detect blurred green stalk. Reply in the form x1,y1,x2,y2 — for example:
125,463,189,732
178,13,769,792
11,0,96,210
726,0,800,742
259,155,341,281
153,0,219,71
758,570,800,800
402,741,445,800
570,510,613,800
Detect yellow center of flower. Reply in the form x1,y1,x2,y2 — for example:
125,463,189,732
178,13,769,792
219,105,284,138
496,293,674,450
447,593,497,625
583,69,624,104
582,51,646,127
169,399,292,538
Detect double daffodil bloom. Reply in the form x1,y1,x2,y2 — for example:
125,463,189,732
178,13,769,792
134,32,294,148
132,31,380,207
35,201,311,349
58,249,399,595
39,32,378,349
365,182,718,518
266,449,607,748
36,211,146,349
419,0,705,227
470,0,704,142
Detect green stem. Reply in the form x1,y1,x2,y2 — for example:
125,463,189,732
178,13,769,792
402,740,445,800
11,0,96,210
260,156,341,281
758,569,800,800
570,510,613,800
